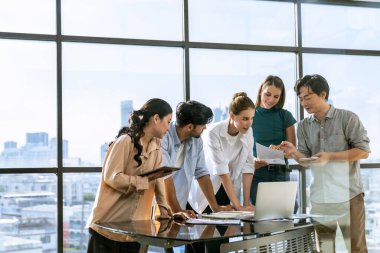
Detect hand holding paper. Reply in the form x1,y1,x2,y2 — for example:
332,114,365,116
256,143,285,165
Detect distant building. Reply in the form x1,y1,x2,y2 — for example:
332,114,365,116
100,143,109,165
0,132,69,167
50,138,68,160
4,141,17,149
26,133,49,147
212,106,228,122
121,100,133,127
0,235,43,253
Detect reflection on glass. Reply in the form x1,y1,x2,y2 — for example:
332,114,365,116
189,0,295,46
303,53,380,162
62,0,182,40
0,174,57,252
0,39,57,168
0,0,55,34
63,173,100,253
62,43,183,166
361,169,380,250
302,4,380,50
306,168,380,252
190,49,296,120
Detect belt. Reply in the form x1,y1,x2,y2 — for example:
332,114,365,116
266,164,291,172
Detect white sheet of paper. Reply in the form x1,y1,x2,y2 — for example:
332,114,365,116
186,218,241,225
256,143,285,165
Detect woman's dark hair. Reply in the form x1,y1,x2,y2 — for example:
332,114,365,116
176,100,213,128
114,98,172,167
294,74,330,100
229,92,255,115
256,75,286,109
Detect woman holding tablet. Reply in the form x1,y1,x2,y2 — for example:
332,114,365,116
86,98,188,253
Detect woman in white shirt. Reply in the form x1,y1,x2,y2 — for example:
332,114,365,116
190,92,255,212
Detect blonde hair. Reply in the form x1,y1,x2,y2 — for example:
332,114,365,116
229,92,255,115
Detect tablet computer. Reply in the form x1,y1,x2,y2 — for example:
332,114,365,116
139,166,180,177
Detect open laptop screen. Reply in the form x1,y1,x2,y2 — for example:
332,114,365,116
254,181,297,221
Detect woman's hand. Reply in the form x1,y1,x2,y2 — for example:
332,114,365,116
172,211,192,220
254,158,268,169
213,204,235,212
235,204,255,212
269,144,281,150
156,205,173,220
181,210,197,219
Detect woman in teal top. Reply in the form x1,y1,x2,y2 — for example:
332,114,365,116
250,75,297,209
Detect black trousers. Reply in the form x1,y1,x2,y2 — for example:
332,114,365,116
87,228,140,253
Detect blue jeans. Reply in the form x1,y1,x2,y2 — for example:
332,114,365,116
250,166,298,213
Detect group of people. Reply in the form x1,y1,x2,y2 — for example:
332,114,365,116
86,74,370,253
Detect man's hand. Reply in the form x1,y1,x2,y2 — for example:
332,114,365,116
279,141,297,156
311,152,330,166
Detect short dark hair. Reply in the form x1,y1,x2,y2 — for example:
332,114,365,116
176,100,213,127
256,75,286,109
294,74,330,100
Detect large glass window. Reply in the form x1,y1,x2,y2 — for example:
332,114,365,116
302,4,380,50
305,168,380,251
0,174,57,252
62,43,183,166
0,0,56,34
62,0,183,40
303,54,380,252
0,40,57,168
303,53,380,162
361,168,380,249
63,173,100,252
1,1,380,252
190,49,297,119
189,0,296,46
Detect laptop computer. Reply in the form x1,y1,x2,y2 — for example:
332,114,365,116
251,181,298,221
200,181,298,221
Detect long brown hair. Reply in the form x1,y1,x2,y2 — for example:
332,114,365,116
256,75,286,109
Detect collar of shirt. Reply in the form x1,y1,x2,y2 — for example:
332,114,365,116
309,104,335,123
141,137,160,158
218,119,250,149
170,121,194,149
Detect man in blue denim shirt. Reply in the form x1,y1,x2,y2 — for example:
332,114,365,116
162,101,231,215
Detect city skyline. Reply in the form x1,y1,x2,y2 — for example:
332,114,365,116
0,99,231,167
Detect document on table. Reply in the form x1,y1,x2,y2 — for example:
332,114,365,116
256,143,285,165
186,218,241,225
200,211,255,220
